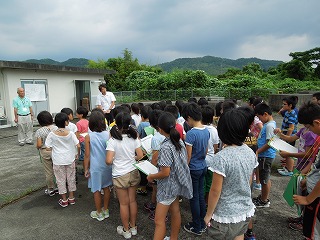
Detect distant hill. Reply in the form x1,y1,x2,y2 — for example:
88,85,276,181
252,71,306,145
156,56,283,75
24,58,90,67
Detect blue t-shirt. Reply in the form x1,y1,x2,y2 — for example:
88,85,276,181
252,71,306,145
257,120,276,158
185,126,210,170
137,121,150,138
281,110,298,135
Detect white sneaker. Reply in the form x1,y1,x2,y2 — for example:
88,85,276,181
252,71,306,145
164,237,170,240
90,210,105,221
130,226,137,236
117,226,132,239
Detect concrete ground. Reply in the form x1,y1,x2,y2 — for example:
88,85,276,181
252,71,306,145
0,122,303,239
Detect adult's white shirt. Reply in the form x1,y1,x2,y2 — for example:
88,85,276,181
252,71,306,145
96,92,116,110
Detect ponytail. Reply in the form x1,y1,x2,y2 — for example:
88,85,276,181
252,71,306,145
127,125,138,139
110,125,122,140
111,112,138,140
169,127,182,151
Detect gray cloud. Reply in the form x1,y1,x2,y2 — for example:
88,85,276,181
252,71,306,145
0,0,319,64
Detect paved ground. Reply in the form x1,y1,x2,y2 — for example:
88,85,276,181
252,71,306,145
0,121,303,239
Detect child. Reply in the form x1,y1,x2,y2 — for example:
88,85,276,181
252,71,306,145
164,105,185,140
147,112,193,240
278,96,299,176
181,102,210,236
61,108,78,134
312,92,320,105
76,106,89,161
201,105,219,205
204,108,258,239
144,110,165,220
45,112,80,207
137,105,153,138
83,111,112,221
35,111,58,196
106,112,143,239
253,103,277,208
293,102,320,239
131,103,141,127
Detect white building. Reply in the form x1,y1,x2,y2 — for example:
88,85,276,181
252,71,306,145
0,61,114,128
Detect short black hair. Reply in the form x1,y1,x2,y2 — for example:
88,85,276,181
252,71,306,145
149,110,163,130
175,100,184,113
150,102,161,110
121,104,131,113
164,105,179,119
197,97,208,106
141,105,152,119
201,105,214,125
113,105,130,118
89,111,106,132
283,95,298,109
222,100,236,113
215,101,223,117
298,101,320,125
181,102,202,121
76,106,88,118
217,109,250,146
131,103,140,115
254,103,272,115
37,111,53,127
252,97,264,107
61,107,73,116
158,101,167,110
98,83,107,91
237,106,255,127
188,97,197,103
55,112,69,128
313,92,320,101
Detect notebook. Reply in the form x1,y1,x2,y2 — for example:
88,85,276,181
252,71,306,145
268,136,298,153
133,160,158,175
140,134,153,154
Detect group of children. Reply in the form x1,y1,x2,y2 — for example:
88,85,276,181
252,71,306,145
34,91,320,240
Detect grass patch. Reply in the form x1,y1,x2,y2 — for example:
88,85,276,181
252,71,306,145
0,185,45,209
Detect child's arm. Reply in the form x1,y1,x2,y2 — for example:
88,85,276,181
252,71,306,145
293,180,320,205
204,172,223,225
135,147,144,161
106,151,115,165
151,150,159,166
83,135,90,178
147,166,170,182
76,143,80,159
256,143,271,156
186,145,192,165
286,124,295,136
274,129,299,143
279,146,313,160
36,137,42,149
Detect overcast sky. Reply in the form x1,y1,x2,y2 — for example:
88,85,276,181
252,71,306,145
0,0,319,65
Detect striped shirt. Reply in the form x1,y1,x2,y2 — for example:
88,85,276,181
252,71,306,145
156,138,193,202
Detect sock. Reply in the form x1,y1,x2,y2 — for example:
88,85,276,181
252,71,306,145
246,228,253,236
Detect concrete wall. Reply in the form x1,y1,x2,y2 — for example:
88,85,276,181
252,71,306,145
268,93,313,111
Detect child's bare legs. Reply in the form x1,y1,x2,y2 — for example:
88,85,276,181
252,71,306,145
285,157,294,172
117,186,138,231
168,198,181,240
68,191,74,200
261,179,271,202
93,191,102,213
61,193,67,201
255,168,260,185
103,187,111,211
128,186,138,228
154,202,171,240
234,234,244,240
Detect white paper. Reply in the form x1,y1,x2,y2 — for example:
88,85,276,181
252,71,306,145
134,160,158,175
268,136,298,153
80,133,88,137
140,135,153,154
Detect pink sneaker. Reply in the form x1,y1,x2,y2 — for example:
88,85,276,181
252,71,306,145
58,199,68,208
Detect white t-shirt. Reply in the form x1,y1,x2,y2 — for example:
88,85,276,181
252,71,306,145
96,92,116,110
45,131,79,165
106,135,141,177
66,122,78,133
205,125,219,165
131,114,142,127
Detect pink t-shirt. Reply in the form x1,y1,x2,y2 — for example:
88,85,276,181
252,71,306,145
295,127,318,170
76,119,89,143
250,116,262,138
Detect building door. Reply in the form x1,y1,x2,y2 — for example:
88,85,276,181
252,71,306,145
74,80,103,112
21,80,49,121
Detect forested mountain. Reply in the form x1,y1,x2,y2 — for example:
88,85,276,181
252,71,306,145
24,58,89,67
157,56,283,75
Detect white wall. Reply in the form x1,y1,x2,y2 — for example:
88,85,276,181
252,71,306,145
3,69,104,126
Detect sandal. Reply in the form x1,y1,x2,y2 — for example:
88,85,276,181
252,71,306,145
58,199,69,208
